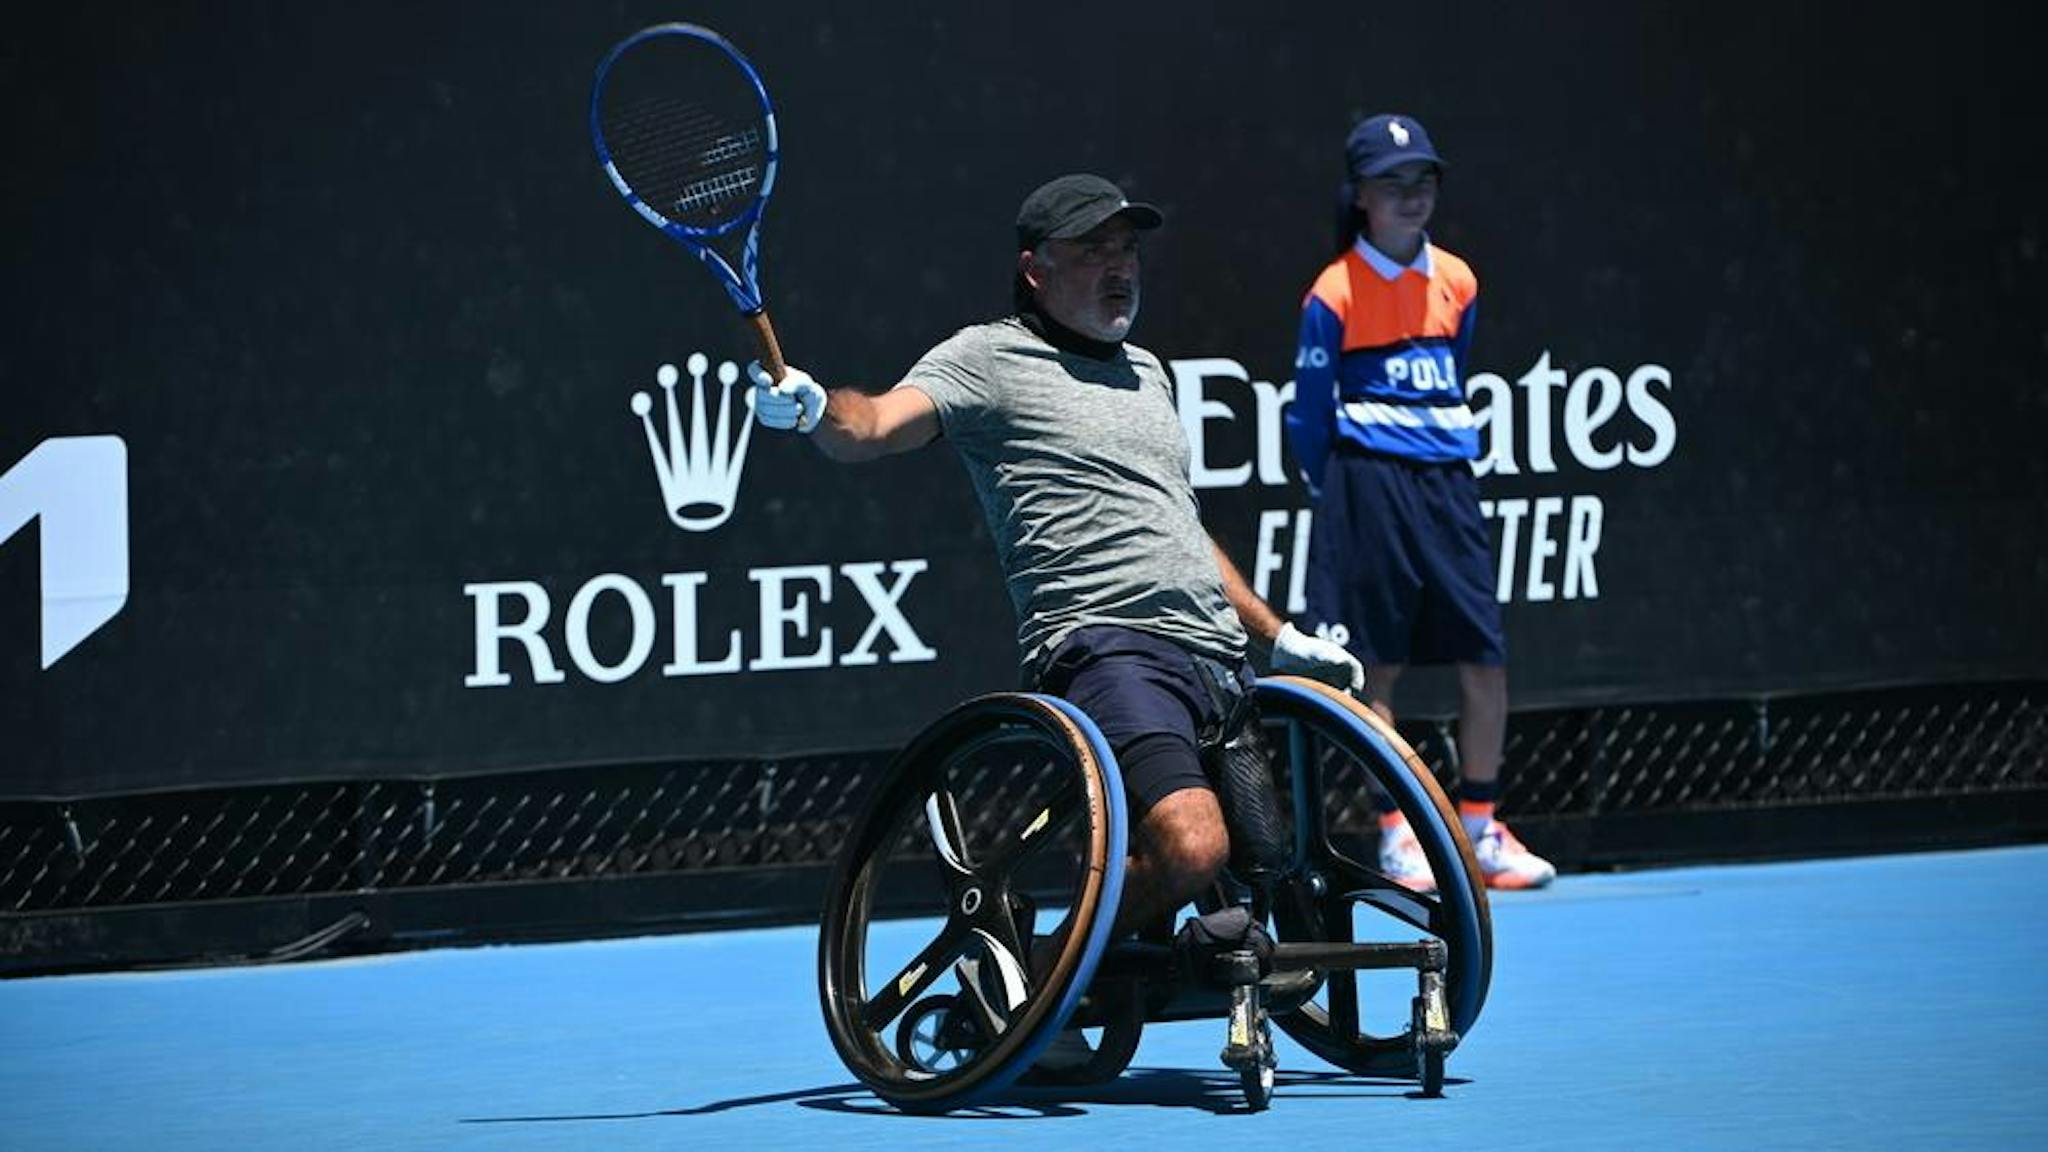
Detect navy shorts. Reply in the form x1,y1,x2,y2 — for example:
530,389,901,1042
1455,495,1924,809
1304,449,1506,667
1031,625,1254,821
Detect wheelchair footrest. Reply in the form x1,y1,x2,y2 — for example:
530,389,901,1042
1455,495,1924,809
1270,938,1446,973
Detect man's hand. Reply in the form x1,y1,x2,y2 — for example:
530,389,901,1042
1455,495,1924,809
747,362,828,433
1272,622,1364,692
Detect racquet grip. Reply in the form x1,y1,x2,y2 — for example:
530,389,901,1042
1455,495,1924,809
747,310,788,383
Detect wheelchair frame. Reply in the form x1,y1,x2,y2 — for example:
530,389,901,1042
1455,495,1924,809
817,675,1492,1113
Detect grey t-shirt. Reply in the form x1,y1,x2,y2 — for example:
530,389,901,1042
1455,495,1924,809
901,316,1248,674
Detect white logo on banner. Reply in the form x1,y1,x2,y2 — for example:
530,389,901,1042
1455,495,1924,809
630,353,755,532
1170,352,1678,611
462,353,938,688
0,436,130,669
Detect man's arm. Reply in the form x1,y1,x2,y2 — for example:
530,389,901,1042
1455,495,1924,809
1210,533,1363,691
749,363,941,463
808,383,941,463
1211,536,1286,652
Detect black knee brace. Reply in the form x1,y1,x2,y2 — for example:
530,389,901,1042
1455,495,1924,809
1205,715,1288,890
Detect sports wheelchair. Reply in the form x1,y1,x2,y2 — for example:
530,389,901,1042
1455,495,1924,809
817,675,1491,1113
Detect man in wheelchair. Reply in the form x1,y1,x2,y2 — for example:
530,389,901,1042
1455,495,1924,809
748,172,1364,948
752,176,1491,1110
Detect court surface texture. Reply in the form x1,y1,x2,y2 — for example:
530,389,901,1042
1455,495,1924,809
4,844,2043,1151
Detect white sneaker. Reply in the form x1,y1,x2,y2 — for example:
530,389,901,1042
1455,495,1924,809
1377,816,1438,893
1472,820,1556,890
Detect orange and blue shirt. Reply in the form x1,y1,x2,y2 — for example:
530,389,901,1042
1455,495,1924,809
1287,235,1480,494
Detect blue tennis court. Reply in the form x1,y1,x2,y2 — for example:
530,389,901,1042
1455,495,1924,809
5,844,2043,1151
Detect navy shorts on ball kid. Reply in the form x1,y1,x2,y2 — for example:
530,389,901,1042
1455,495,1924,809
1305,449,1506,667
1030,625,1254,821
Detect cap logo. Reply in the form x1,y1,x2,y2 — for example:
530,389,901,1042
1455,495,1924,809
1389,120,1411,147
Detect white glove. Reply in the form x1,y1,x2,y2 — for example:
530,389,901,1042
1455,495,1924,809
1272,622,1364,692
746,361,827,433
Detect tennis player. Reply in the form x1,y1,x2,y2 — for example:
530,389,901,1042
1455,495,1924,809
749,172,1363,941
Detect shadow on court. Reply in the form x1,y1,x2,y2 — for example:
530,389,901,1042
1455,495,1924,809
457,1082,866,1123
457,1066,1456,1125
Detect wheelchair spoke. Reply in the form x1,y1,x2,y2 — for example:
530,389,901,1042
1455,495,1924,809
1349,882,1441,938
925,789,975,876
973,887,1033,983
952,928,1033,1040
862,923,973,1033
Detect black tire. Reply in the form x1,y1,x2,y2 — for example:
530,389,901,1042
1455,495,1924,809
1241,1061,1274,1112
818,692,1128,1112
1238,1018,1276,1112
1253,677,1493,1080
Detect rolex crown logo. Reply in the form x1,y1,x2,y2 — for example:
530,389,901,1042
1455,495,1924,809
630,353,756,533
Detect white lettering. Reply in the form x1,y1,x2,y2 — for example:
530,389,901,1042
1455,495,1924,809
752,564,834,671
467,560,936,686
1253,510,1290,603
1481,499,1524,603
464,581,566,687
1564,367,1626,472
1516,351,1567,474
1170,357,1253,489
0,436,130,669
1288,508,1312,614
1176,351,1672,489
1626,364,1678,467
662,571,743,676
1564,496,1603,599
839,560,937,665
564,573,656,683
1468,371,1518,478
1482,496,1604,604
1525,497,1565,602
1251,379,1295,486
1251,508,1314,613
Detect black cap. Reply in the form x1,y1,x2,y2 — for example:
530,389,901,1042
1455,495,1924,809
1015,173,1164,249
1345,114,1446,179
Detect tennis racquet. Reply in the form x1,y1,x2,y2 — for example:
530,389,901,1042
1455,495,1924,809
590,23,787,381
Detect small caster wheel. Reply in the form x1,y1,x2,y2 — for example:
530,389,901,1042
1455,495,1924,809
895,994,981,1074
1238,1030,1276,1112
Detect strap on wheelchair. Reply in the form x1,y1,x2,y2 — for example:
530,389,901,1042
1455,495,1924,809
1174,904,1276,985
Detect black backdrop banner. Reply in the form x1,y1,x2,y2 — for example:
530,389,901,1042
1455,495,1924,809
4,3,2044,799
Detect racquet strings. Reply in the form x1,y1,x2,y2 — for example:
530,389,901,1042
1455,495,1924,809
597,33,767,234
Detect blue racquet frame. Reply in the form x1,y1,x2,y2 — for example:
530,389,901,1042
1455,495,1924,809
589,23,781,318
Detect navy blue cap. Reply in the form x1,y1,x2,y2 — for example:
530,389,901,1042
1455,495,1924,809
1345,114,1446,179
1016,174,1164,249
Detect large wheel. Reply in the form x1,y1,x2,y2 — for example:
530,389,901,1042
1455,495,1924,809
818,693,1127,1112
1253,677,1493,1078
